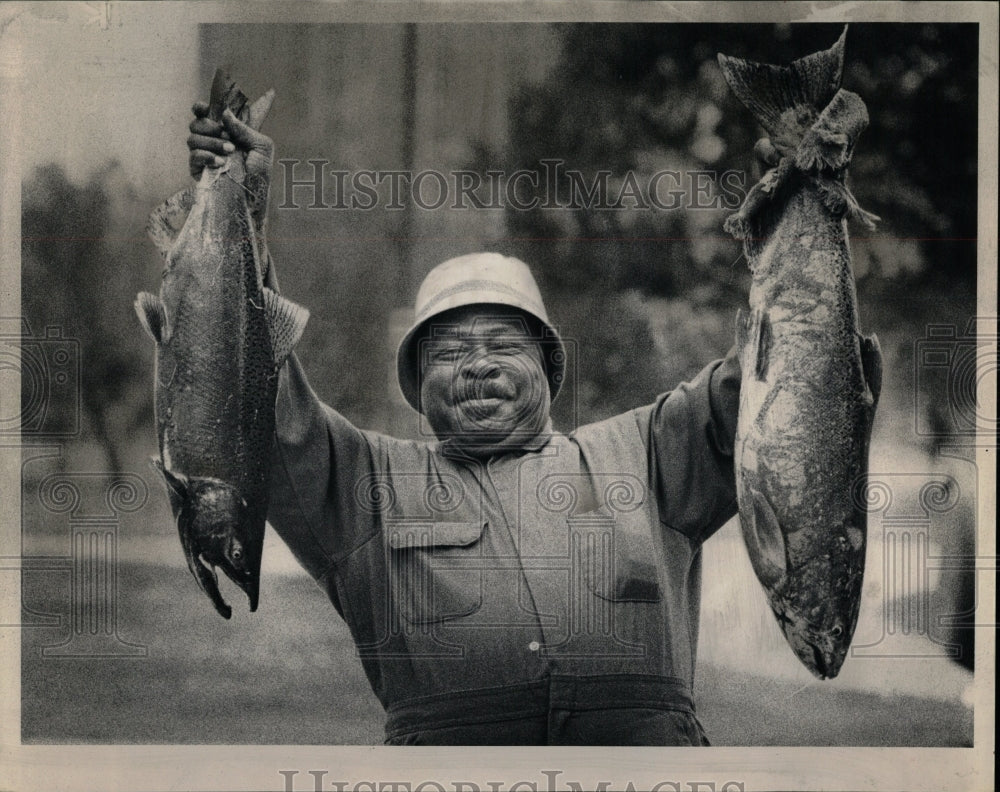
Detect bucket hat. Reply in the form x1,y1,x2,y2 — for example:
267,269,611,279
396,252,565,413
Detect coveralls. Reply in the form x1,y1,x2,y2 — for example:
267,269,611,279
267,348,741,745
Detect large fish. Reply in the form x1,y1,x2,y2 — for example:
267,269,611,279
718,29,883,678
136,70,308,618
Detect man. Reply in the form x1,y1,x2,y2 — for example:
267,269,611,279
187,100,741,746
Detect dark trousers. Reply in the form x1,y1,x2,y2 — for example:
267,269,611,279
383,675,711,746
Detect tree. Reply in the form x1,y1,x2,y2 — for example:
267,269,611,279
481,22,976,427
21,162,149,471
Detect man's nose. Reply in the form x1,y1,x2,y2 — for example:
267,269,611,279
460,351,502,380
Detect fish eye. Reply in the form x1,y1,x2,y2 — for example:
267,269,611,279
830,624,843,638
231,546,243,561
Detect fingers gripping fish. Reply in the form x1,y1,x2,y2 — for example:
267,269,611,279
136,71,308,618
718,28,883,678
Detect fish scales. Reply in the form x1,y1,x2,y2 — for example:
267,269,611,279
137,70,308,619
719,29,882,679
159,183,258,475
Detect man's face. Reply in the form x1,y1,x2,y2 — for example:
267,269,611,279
418,305,550,447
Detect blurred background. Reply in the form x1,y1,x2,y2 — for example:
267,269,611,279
10,9,983,745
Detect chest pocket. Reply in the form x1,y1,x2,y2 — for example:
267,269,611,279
387,521,486,624
572,512,662,603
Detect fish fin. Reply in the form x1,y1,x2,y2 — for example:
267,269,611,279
816,176,880,229
753,309,771,381
850,202,880,231
860,333,883,409
246,89,276,131
150,457,187,518
723,157,794,259
735,308,749,366
738,309,771,381
717,27,846,151
134,292,170,344
741,487,788,588
146,187,195,257
263,287,310,366
724,176,774,241
208,68,230,121
723,208,752,242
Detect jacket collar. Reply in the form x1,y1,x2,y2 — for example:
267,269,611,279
438,418,554,461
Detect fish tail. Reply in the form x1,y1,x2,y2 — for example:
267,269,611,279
795,89,871,176
718,27,846,152
720,29,879,244
208,68,250,124
146,70,255,257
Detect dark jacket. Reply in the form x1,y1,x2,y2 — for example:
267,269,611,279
266,349,741,744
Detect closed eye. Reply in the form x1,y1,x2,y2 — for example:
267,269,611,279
429,348,463,363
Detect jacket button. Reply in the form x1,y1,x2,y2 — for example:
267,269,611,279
528,641,540,652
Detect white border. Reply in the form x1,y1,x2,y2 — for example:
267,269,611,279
1,2,996,791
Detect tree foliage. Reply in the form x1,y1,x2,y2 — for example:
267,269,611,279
21,162,149,470
486,23,977,427
19,24,978,446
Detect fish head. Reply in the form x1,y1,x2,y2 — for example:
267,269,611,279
182,478,261,611
153,457,263,617
773,533,866,680
770,577,861,680
781,615,851,680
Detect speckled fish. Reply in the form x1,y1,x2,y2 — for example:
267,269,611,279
718,29,883,678
136,70,308,618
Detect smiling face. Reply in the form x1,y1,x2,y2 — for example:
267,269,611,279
418,305,551,449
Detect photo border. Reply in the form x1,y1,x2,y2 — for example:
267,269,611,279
1,2,995,790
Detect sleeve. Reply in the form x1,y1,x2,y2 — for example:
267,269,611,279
266,353,380,583
641,345,741,544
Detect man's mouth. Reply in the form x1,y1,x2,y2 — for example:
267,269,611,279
458,396,508,415
457,382,516,403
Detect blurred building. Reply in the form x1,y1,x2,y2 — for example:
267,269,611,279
199,24,559,435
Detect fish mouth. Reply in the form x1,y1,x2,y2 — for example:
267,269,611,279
799,639,848,680
174,509,262,619
218,561,260,612
778,616,845,680
810,644,830,680
244,576,260,612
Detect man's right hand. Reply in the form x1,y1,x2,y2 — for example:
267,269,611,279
187,100,234,178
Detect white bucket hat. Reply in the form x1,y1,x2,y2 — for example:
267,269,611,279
396,252,565,413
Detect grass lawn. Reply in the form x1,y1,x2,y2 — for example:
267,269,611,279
20,560,972,745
